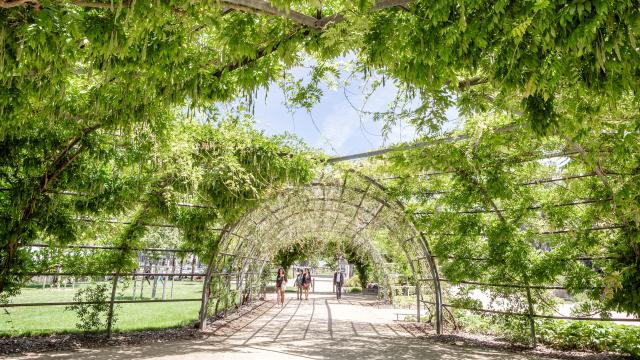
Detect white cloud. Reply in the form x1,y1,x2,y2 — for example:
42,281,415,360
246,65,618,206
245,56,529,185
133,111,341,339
384,121,418,145
314,105,359,155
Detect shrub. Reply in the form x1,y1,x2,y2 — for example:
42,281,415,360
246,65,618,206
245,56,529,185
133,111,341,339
345,273,361,288
456,311,640,357
538,320,640,357
66,283,116,332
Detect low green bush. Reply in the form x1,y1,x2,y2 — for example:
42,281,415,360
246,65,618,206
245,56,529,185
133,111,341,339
348,287,362,293
344,274,361,288
66,283,114,332
455,311,640,357
537,320,640,357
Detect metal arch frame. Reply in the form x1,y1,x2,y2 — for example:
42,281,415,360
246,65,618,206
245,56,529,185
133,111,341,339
236,197,389,241
248,200,385,240
242,222,397,302
256,207,406,250
234,181,406,240
239,207,392,274
219,206,394,310
241,191,434,321
226,185,395,252
222,171,438,321
328,175,448,311
220,193,386,284
244,182,394,229
258,226,389,271
230,191,414,264
212,168,444,334
259,210,390,254
253,226,395,297
197,220,272,329
258,219,423,296
356,171,444,333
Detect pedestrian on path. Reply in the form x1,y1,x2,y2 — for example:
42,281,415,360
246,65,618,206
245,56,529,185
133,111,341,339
295,269,304,300
302,268,312,300
275,267,287,306
333,269,344,300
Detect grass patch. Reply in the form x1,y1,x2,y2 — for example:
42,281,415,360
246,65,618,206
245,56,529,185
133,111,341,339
1,280,205,337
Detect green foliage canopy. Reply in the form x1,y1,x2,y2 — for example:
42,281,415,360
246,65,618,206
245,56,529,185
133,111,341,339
377,108,640,316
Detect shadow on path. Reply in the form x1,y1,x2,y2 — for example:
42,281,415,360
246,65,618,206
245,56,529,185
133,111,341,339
14,332,552,360
303,298,315,340
12,295,572,360
325,299,333,340
241,298,292,345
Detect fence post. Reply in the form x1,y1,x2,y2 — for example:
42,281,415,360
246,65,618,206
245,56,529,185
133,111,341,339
140,259,147,298
171,256,176,299
223,274,230,317
161,268,167,300
191,256,196,281
416,284,421,323
198,255,216,330
525,285,537,348
131,270,137,300
151,264,159,299
106,273,119,338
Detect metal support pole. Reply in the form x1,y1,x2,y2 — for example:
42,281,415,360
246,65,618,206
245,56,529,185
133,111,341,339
525,285,537,348
191,256,196,281
131,271,137,300
415,235,443,334
416,282,421,323
151,264,159,299
161,270,167,301
171,256,176,299
106,274,119,338
140,259,147,298
223,274,230,317
435,282,443,334
171,276,175,300
139,274,145,298
198,255,216,330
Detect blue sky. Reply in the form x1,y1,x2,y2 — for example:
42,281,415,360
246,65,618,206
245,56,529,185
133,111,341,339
225,65,460,157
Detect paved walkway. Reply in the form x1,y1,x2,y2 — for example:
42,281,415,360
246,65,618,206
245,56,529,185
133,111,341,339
13,287,556,360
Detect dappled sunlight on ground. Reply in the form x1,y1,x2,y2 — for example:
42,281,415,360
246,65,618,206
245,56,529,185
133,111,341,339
11,287,553,360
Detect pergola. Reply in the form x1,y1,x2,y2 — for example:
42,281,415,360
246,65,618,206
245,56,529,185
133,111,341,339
206,167,442,331
3,126,639,348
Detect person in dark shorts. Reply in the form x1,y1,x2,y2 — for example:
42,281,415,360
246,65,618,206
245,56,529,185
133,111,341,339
333,269,344,300
275,267,287,306
302,268,312,300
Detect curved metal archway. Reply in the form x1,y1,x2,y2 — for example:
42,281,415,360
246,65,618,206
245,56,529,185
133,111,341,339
199,167,443,333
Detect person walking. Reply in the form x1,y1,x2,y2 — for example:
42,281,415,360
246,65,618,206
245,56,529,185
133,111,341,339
295,269,304,300
275,267,287,306
333,268,344,300
302,268,312,300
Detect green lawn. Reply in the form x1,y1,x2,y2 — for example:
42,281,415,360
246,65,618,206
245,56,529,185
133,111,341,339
0,280,206,337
